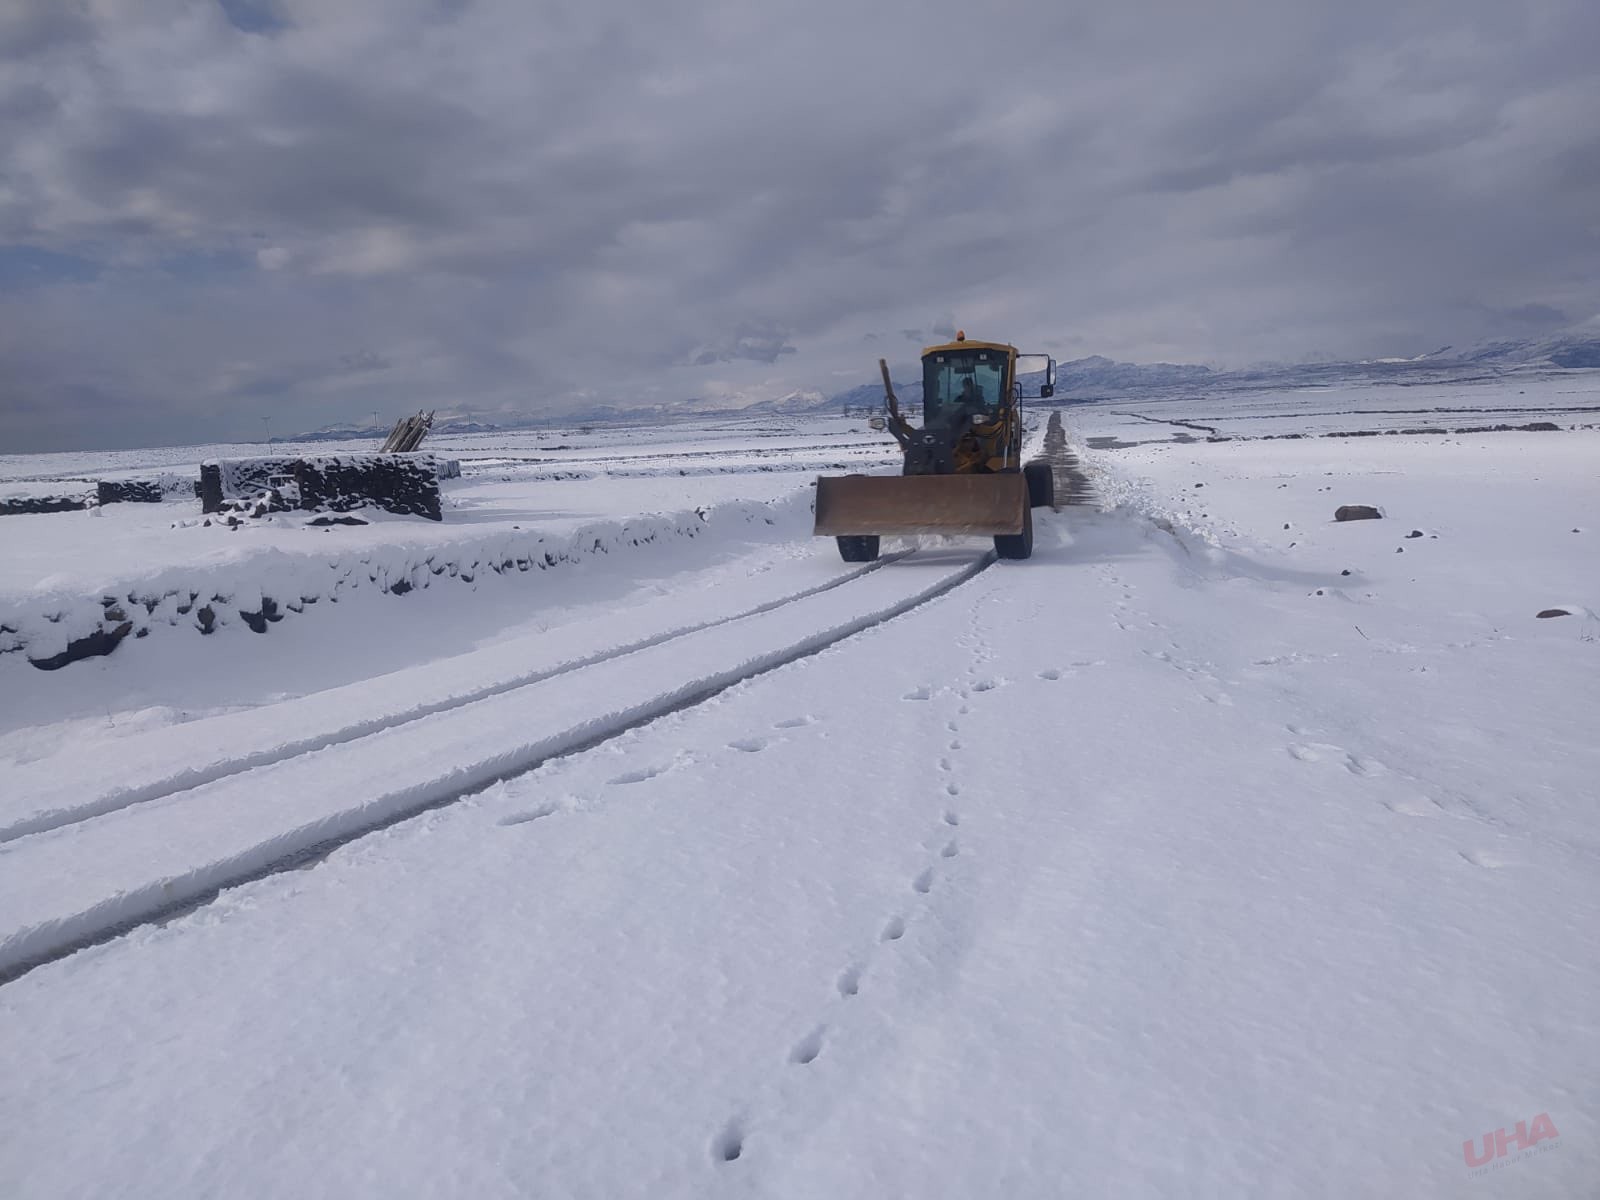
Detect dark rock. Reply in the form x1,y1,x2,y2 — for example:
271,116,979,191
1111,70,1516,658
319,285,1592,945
1335,505,1383,521
96,479,164,505
1449,421,1563,435
1406,530,1424,538
238,597,282,634
308,515,369,527
29,621,134,671
1341,569,1352,576
196,605,217,634
1536,608,1571,619
1395,546,1404,553
1,495,89,516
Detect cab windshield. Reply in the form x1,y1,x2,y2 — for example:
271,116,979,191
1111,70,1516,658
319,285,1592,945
922,349,1007,425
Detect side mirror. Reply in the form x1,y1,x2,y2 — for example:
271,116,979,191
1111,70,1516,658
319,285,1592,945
1015,352,1056,400
868,415,887,431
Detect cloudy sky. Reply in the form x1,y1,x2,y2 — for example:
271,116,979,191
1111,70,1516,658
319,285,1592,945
2,0,1598,451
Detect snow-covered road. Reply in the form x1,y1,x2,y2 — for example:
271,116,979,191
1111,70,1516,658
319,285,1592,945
2,415,1596,1198
0,544,996,980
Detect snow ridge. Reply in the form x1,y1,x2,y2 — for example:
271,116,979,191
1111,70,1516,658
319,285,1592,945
0,495,806,670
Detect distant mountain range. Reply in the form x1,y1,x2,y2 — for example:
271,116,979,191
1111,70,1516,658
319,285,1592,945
287,329,1600,441
1447,330,1600,369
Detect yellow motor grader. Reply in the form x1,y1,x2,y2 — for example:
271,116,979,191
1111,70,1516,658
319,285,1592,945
814,333,1056,561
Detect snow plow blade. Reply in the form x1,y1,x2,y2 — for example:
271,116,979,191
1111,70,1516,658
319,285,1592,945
813,473,1028,536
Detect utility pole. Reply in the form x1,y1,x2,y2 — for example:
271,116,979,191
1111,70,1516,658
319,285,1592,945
260,415,271,443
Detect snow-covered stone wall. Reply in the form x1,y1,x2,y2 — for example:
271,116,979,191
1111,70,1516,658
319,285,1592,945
200,453,453,519
0,497,800,672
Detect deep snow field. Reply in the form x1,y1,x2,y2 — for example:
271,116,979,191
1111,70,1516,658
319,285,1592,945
1,377,1597,1198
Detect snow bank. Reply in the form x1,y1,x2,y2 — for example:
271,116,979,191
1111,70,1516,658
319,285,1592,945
0,494,807,672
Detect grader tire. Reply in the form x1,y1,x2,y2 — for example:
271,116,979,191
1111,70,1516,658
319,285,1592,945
836,535,881,563
994,503,1033,560
1024,460,1055,508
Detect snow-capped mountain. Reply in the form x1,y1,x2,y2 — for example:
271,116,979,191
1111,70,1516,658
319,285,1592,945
285,329,1600,440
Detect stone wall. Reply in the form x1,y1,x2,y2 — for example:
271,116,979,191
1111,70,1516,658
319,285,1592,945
297,455,442,521
0,495,89,516
200,454,446,520
3,498,800,671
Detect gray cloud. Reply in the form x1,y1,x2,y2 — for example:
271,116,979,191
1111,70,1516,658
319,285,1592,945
214,0,289,35
1,0,1598,449
227,348,392,400
0,1,92,63
690,323,798,366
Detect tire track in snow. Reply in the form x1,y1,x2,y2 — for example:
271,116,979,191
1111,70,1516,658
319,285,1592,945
1041,410,1100,508
0,552,995,987
0,550,917,846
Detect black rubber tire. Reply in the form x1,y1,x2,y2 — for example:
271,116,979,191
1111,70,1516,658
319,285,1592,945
994,503,1034,560
1024,460,1055,508
836,535,881,563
